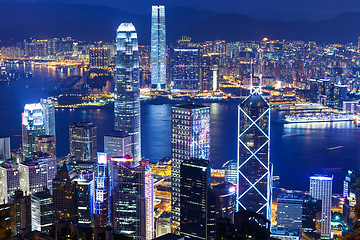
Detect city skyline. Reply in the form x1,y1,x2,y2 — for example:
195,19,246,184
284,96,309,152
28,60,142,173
1,2,360,239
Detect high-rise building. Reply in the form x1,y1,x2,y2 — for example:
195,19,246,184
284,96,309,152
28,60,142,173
114,23,141,164
179,158,210,239
156,212,171,237
223,160,237,186
13,190,31,235
343,169,360,235
22,99,55,158
73,173,94,225
111,156,154,240
171,104,210,232
31,189,53,234
35,135,56,157
0,136,10,161
151,5,166,89
237,91,272,220
69,122,97,162
40,97,56,136
173,49,199,92
0,161,19,204
93,152,110,228
104,131,132,159
19,153,56,195
309,175,332,239
22,103,46,158
53,163,76,223
276,194,303,230
89,47,110,69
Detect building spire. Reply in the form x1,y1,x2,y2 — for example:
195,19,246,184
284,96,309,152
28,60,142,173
250,48,263,95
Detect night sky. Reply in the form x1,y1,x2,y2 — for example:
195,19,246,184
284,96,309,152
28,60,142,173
6,0,360,20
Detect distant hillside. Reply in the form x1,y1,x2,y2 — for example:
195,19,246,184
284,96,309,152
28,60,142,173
0,1,359,44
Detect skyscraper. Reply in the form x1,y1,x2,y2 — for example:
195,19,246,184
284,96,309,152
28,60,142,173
151,5,166,89
310,175,332,239
31,189,53,234
237,55,272,220
111,156,153,240
22,103,46,158
22,99,55,158
35,135,56,157
114,23,141,164
93,152,110,228
171,104,210,232
179,158,210,239
0,161,19,204
53,163,76,223
69,122,97,162
173,49,199,92
0,136,10,161
40,97,56,136
104,132,132,159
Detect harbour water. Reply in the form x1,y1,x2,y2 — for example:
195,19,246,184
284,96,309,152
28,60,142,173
1,63,360,193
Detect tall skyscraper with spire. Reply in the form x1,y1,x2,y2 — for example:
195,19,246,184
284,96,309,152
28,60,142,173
151,5,166,89
236,49,272,220
114,23,141,164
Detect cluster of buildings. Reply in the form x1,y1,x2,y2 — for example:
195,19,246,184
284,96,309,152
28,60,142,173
2,4,360,240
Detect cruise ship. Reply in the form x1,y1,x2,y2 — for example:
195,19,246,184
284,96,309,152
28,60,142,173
283,113,356,123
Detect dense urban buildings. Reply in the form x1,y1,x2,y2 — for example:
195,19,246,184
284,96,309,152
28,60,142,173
114,23,141,164
173,49,200,92
151,5,166,89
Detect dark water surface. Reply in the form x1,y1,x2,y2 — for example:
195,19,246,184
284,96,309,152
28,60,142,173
1,63,360,193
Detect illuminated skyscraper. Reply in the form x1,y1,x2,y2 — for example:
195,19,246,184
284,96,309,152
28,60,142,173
179,158,210,239
35,135,56,157
0,161,19,204
40,97,56,136
171,104,210,232
110,156,153,240
151,5,166,89
22,99,55,158
69,122,97,162
310,175,332,239
237,52,272,220
93,152,110,228
114,23,141,164
22,103,46,158
173,49,199,92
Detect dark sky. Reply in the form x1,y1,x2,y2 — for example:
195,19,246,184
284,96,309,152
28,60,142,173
2,0,360,21
22,0,360,19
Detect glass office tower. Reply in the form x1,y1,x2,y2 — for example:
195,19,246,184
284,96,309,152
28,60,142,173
151,5,166,89
173,49,199,92
237,93,272,220
114,23,141,164
22,103,46,158
171,104,210,233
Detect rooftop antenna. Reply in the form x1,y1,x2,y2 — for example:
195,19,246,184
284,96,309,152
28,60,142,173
250,48,263,95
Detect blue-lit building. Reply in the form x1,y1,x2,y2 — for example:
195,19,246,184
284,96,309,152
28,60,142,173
93,152,110,228
151,5,166,89
171,104,210,233
173,49,199,92
237,93,272,220
114,23,141,164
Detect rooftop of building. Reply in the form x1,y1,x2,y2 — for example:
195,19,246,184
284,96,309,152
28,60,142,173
173,103,208,110
69,121,95,128
104,131,130,138
153,233,184,240
32,189,52,199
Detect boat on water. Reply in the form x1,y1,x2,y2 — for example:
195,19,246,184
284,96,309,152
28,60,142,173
327,146,344,151
283,113,356,123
